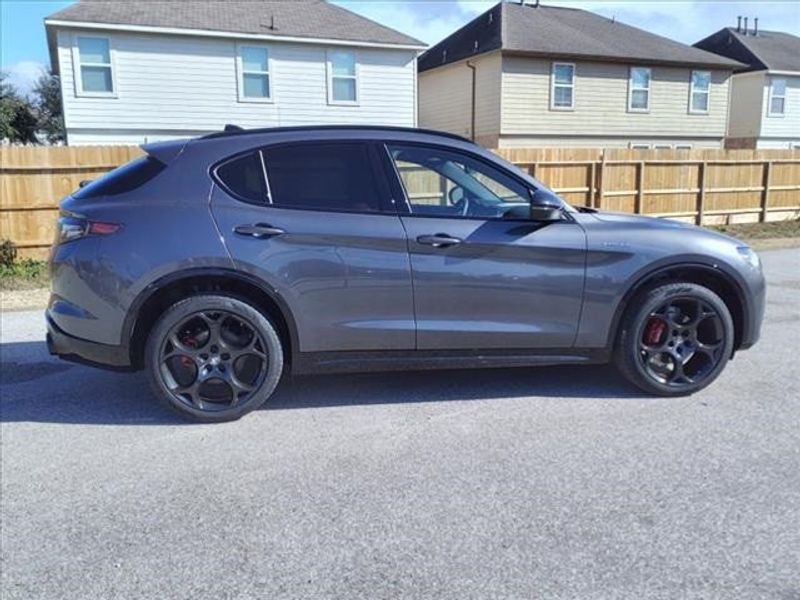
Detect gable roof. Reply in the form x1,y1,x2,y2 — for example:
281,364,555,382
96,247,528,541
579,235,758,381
694,28,800,73
45,0,425,48
418,2,742,72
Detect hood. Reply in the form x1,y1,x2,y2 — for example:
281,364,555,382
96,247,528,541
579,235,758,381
590,210,747,246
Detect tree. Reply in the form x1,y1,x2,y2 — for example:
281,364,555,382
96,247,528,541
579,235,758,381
33,69,65,144
0,73,37,144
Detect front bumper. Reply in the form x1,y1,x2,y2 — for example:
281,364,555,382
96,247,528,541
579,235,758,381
47,314,132,370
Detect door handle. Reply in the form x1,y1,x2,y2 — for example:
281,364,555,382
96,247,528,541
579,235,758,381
416,233,462,248
234,223,286,239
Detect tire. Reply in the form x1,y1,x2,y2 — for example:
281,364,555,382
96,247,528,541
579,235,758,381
614,282,734,396
145,294,284,422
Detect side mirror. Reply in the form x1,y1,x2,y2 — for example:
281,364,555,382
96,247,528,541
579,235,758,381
529,188,563,222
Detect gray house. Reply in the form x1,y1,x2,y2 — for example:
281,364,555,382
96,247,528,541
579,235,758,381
418,2,742,149
695,23,800,149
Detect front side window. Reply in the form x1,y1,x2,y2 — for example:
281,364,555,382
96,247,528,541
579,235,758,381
690,70,711,113
262,143,381,213
769,78,787,116
551,63,575,109
387,144,530,220
629,66,651,112
328,50,358,104
76,36,113,94
239,46,271,101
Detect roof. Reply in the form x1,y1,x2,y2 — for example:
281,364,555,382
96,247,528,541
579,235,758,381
694,28,800,73
418,2,743,72
45,0,425,48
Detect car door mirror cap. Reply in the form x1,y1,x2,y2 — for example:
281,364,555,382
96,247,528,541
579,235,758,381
529,205,563,222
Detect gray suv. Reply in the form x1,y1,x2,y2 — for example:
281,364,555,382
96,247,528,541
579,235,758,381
47,126,765,421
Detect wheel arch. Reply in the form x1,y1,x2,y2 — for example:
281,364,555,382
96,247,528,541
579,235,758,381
125,268,299,371
608,262,750,352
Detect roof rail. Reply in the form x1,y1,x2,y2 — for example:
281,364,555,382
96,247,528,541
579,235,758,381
200,124,473,143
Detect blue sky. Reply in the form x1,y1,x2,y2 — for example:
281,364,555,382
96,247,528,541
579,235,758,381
2,0,798,95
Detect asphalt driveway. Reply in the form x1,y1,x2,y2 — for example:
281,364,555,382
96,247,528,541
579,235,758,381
1,248,798,599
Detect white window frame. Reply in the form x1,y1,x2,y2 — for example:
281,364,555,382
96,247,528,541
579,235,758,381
327,49,359,106
689,70,711,114
628,66,651,113
550,62,575,111
72,34,117,98
236,43,272,103
768,78,787,117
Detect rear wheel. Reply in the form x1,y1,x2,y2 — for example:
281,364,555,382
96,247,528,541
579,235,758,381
145,295,283,422
615,282,734,396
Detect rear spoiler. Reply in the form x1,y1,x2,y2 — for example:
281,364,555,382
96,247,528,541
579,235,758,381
141,138,190,164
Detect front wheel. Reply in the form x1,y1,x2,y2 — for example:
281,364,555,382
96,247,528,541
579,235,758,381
145,295,284,422
615,282,734,396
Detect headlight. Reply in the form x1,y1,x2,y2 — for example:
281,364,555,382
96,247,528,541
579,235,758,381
737,246,761,270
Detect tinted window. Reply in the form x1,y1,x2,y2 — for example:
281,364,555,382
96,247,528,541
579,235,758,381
262,143,381,213
216,152,267,204
73,156,165,199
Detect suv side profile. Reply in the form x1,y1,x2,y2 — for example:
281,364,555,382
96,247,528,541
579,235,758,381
47,126,765,421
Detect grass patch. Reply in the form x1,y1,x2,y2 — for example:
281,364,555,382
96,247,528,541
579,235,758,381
0,259,49,291
711,219,800,241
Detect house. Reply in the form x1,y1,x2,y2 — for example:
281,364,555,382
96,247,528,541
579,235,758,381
417,1,743,149
44,1,425,145
694,21,800,149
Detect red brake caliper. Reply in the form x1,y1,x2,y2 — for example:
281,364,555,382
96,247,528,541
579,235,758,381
644,318,666,346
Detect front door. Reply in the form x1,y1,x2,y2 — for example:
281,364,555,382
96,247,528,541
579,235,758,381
211,141,415,353
384,143,586,350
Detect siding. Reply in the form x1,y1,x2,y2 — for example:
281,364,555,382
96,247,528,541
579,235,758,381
501,56,731,140
727,71,764,138
56,29,417,144
418,52,501,145
498,136,722,149
759,74,800,145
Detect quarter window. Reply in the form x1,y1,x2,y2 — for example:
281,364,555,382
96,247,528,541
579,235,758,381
629,67,651,112
769,78,786,116
690,70,711,113
262,143,381,212
76,36,113,94
551,63,575,109
239,46,271,100
216,153,267,204
387,144,530,220
328,50,358,104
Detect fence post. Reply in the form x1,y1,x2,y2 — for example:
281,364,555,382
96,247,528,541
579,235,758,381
530,162,539,180
760,160,771,223
696,161,707,226
635,161,645,214
589,161,596,208
597,150,606,209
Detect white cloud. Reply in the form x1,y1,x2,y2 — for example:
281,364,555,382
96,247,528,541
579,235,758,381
3,60,46,96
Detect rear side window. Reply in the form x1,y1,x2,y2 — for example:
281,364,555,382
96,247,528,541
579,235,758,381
73,156,165,199
262,143,382,213
215,152,266,204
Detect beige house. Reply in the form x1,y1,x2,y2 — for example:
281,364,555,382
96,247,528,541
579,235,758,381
695,24,800,149
418,2,742,149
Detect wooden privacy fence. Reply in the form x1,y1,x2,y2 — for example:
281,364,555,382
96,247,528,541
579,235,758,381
495,147,800,224
1,145,798,259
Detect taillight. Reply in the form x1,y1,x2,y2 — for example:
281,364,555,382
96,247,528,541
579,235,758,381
57,212,121,244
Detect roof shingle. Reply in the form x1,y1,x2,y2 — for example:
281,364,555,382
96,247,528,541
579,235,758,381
419,2,742,72
46,0,425,48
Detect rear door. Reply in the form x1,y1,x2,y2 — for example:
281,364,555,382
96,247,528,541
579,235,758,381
383,142,586,350
211,141,415,353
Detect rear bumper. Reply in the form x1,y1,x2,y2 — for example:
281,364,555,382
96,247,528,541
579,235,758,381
47,314,132,371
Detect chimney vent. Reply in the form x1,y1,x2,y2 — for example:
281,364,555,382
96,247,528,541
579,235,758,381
754,17,759,36
736,16,742,32
743,16,749,35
